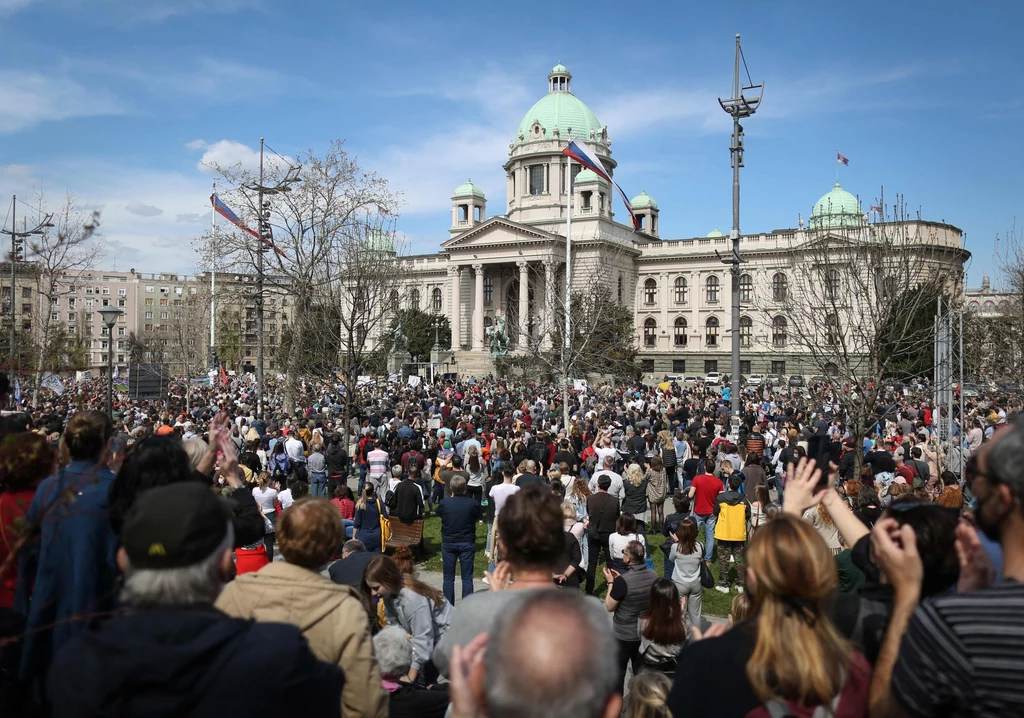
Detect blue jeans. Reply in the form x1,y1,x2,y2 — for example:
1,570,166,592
442,542,476,605
694,513,717,561
419,478,435,511
358,463,368,494
310,472,327,497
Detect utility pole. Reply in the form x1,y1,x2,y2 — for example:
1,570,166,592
718,34,763,441
2,195,53,372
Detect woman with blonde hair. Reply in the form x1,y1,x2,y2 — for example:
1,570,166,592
668,514,870,716
621,462,649,534
626,671,672,718
644,455,668,531
803,502,843,555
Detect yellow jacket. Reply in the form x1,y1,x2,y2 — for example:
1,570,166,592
216,561,387,718
714,490,751,542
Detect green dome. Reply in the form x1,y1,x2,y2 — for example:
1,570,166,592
514,65,603,145
452,178,485,199
575,168,608,186
630,190,657,210
810,182,864,230
706,228,724,238
365,228,395,254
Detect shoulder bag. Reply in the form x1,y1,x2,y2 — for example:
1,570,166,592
696,542,714,588
376,499,392,550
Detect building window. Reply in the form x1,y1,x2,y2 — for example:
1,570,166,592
673,359,686,373
740,315,752,347
704,360,718,374
102,287,109,295
118,327,125,336
432,287,443,312
145,311,153,319
772,273,788,302
643,278,658,305
118,288,127,296
410,288,420,310
674,277,688,304
118,299,126,307
85,298,93,307
68,297,76,308
641,359,655,373
529,165,544,196
145,298,153,306
581,191,592,210
825,314,840,345
22,286,31,298
674,317,687,347
643,318,657,347
740,360,751,374
102,299,109,306
771,360,786,375
739,273,753,302
823,362,839,376
825,269,841,302
772,315,788,348
706,276,720,303
50,311,59,321
706,316,719,347
483,276,493,304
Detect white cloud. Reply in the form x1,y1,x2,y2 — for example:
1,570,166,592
187,139,295,176
0,71,127,133
125,201,163,217
0,0,35,17
176,213,204,223
593,88,728,138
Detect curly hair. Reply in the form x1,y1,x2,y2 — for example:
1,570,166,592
0,432,56,491
276,498,343,569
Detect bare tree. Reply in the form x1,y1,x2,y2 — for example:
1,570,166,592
194,140,401,416
166,286,211,410
754,192,966,474
988,221,1024,379
26,192,104,408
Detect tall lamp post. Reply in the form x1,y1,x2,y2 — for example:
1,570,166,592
98,305,125,419
2,195,54,370
429,316,444,384
242,138,301,419
718,34,763,440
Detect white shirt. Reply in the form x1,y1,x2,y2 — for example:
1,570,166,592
595,446,618,468
285,436,305,463
608,532,646,561
252,486,279,514
278,488,294,510
489,483,521,515
588,470,624,503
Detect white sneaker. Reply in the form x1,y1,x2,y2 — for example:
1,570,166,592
735,586,744,594
729,555,735,563
714,585,730,594
482,575,490,585
484,550,491,559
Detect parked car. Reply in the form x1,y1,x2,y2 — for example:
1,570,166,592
704,372,723,385
766,374,782,386
662,374,684,384
788,375,805,387
961,383,983,398
745,374,763,387
809,375,829,385
683,375,703,386
998,382,1020,395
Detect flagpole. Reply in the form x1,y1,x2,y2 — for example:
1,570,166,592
836,150,840,184
210,181,217,369
563,145,573,430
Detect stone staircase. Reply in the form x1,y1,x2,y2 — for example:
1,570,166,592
453,350,493,379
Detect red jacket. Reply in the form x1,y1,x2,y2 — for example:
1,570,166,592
234,545,269,575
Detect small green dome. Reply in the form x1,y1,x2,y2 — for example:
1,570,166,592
575,169,608,185
452,178,485,199
514,65,603,145
365,228,395,254
706,228,725,238
810,182,864,230
630,190,657,210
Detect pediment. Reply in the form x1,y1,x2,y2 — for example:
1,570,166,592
442,217,563,252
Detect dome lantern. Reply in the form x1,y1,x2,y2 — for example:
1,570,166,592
514,63,605,146
630,190,659,236
451,179,486,236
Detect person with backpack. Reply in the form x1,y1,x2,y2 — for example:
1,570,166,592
268,442,291,485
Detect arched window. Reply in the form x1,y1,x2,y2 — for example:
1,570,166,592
823,362,839,377
483,276,493,304
674,276,688,304
674,316,688,347
410,288,420,311
484,316,493,329
824,269,841,302
739,315,752,348
772,315,788,348
643,317,657,347
706,316,719,347
432,287,443,312
706,275,720,303
739,274,753,303
825,313,839,345
772,273,788,302
389,289,399,310
644,278,658,305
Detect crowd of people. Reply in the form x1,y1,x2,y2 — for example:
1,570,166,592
0,367,1022,717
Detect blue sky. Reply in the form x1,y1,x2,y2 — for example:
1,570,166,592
1,0,1021,288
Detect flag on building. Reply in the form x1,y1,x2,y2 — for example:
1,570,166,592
562,138,641,231
837,152,850,166
40,372,65,396
13,380,21,404
870,204,882,215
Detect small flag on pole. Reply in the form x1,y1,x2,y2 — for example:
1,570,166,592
210,193,289,259
870,204,882,215
836,152,850,166
562,137,641,231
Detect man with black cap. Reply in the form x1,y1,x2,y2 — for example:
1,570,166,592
47,483,343,717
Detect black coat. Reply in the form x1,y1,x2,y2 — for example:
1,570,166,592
47,606,343,718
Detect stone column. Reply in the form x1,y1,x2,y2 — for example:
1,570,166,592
448,265,461,350
517,260,529,348
472,263,484,352
542,260,555,349
660,271,669,351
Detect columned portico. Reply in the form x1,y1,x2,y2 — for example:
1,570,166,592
448,265,462,349
472,263,485,351
517,260,529,348
543,259,555,349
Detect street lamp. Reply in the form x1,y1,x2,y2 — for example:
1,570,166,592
2,195,54,370
241,138,301,419
430,317,444,384
98,305,124,419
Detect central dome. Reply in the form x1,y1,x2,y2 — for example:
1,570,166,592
513,63,604,145
810,182,864,230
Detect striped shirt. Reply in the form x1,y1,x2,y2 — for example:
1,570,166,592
892,581,1024,717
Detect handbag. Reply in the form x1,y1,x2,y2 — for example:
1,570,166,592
376,499,392,550
696,542,714,588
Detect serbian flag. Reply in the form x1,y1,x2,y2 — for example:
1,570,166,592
221,365,228,386
837,152,850,166
210,193,289,259
870,204,882,215
562,138,641,231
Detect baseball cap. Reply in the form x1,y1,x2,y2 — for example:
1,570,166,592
122,483,231,570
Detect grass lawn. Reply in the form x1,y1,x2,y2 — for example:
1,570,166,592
417,513,738,617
